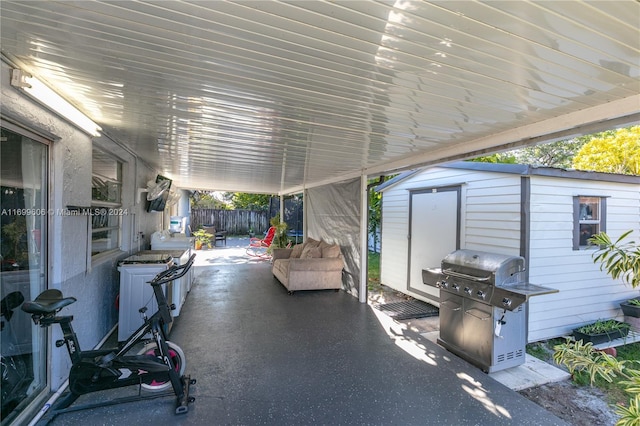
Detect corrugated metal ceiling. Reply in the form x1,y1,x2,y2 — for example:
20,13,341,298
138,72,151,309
1,1,638,194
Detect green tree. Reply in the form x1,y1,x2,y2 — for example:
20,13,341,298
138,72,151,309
369,186,382,252
190,191,229,209
573,126,640,175
369,176,395,252
470,126,637,171
227,193,272,211
469,153,517,164
508,139,588,168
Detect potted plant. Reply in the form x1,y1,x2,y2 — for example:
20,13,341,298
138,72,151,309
266,214,289,255
589,231,640,317
621,298,640,317
572,319,631,345
192,228,213,250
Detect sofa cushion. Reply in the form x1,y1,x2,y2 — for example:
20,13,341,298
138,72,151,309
301,246,322,258
290,243,305,259
322,244,341,259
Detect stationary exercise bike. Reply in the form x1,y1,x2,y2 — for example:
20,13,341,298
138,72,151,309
21,254,197,424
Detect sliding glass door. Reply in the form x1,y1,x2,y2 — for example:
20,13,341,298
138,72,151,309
0,125,48,424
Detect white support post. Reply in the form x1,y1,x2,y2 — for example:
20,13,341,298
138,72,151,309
359,173,368,303
279,195,284,223
302,189,307,239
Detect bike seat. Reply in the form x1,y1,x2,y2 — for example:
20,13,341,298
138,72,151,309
21,289,76,315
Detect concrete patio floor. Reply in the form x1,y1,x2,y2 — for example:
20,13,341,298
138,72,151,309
46,238,567,425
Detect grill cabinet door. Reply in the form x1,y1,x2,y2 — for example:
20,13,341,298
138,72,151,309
439,291,463,349
463,300,493,369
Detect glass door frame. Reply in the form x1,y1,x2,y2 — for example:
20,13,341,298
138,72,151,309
0,119,51,426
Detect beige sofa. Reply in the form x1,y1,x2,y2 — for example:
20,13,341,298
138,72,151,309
272,238,344,294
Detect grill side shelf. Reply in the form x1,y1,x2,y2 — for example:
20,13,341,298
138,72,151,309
490,284,559,311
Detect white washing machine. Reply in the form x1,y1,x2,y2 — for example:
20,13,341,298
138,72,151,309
137,249,192,317
117,253,174,342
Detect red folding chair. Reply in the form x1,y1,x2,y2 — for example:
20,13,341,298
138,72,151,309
246,226,276,258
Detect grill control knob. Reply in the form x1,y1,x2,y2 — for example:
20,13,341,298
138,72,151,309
440,281,448,289
476,290,486,299
452,283,459,291
464,287,472,295
502,298,512,308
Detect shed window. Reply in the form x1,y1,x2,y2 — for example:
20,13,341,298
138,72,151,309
573,196,606,250
92,148,122,256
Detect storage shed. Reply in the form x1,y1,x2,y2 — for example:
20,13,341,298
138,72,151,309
378,162,640,342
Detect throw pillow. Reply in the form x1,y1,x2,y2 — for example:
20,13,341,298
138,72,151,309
322,244,341,258
305,237,320,248
318,240,331,251
291,243,305,259
301,246,322,258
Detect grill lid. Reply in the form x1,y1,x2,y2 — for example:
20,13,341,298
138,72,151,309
422,249,559,311
441,249,525,286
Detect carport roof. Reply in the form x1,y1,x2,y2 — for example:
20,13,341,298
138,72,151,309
1,1,638,194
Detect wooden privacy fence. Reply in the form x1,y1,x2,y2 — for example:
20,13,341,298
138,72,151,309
191,209,269,235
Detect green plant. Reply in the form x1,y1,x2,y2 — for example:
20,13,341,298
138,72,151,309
368,251,381,291
526,342,549,359
267,214,289,253
629,299,640,307
589,231,640,289
526,338,566,363
553,338,640,425
192,228,213,247
2,217,27,261
576,319,630,335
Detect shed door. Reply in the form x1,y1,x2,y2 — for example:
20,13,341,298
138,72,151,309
408,187,460,303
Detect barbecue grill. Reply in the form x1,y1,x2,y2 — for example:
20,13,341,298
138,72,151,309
422,249,557,373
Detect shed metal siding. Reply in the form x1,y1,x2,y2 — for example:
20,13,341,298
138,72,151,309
380,167,522,299
527,176,640,341
380,163,639,342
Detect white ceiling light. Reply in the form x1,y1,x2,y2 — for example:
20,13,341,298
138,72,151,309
10,69,101,137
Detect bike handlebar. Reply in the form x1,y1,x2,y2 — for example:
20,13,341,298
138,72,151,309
148,253,196,286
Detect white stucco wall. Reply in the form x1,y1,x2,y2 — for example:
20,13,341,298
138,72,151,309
1,60,165,390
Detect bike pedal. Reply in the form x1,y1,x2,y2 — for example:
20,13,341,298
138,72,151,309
188,397,195,403
55,340,65,347
190,379,196,385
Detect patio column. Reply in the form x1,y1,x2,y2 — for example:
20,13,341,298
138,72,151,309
279,195,284,224
359,173,368,303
